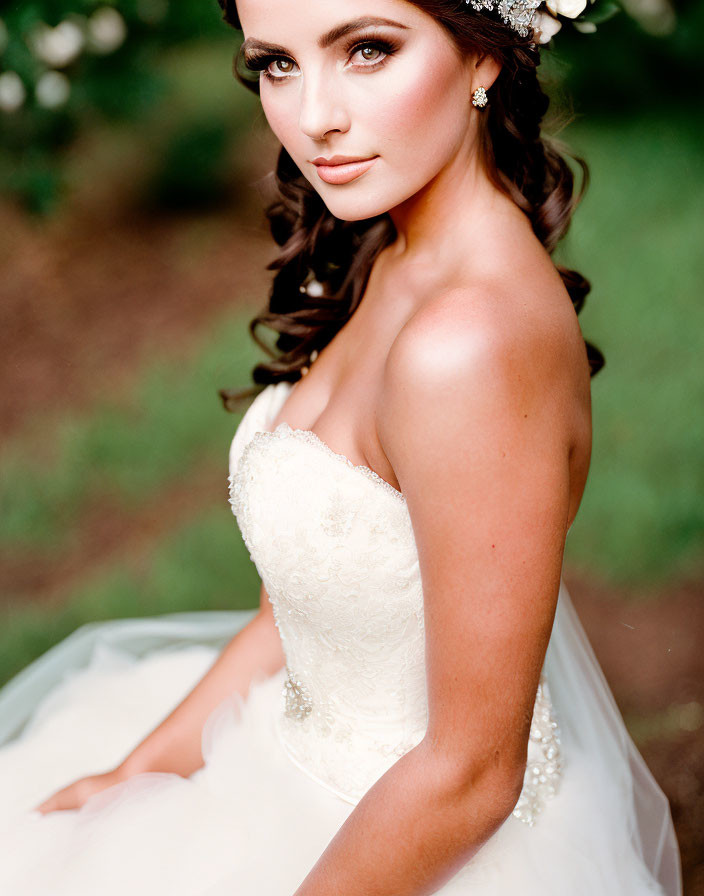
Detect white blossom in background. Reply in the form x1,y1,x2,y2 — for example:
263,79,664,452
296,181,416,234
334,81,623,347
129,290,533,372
87,7,127,55
0,19,9,54
30,18,85,68
35,70,71,108
0,71,26,113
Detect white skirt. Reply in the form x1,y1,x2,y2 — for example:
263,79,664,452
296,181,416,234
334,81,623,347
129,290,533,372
0,590,682,895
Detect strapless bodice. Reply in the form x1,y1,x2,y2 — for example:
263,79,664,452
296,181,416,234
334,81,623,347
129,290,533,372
227,382,563,824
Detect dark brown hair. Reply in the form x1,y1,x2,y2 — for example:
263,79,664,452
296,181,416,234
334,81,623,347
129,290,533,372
217,0,604,409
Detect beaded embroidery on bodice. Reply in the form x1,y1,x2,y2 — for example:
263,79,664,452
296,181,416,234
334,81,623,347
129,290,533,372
227,382,563,824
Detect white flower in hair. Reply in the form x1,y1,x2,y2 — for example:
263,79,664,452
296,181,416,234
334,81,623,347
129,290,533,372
533,10,563,42
466,0,608,43
546,0,588,17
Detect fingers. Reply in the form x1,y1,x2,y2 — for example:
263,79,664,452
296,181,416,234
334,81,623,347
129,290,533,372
33,787,75,814
34,800,56,814
34,796,63,814
31,770,120,815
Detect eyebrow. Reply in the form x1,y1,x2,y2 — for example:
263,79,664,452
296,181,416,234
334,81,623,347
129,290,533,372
241,16,410,56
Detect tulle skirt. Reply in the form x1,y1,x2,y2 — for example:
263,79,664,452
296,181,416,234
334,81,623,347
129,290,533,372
0,587,682,895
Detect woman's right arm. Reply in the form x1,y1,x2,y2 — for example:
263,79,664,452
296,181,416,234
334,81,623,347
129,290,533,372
118,583,285,779
35,583,285,812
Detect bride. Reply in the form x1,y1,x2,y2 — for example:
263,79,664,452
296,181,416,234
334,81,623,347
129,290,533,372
0,0,682,894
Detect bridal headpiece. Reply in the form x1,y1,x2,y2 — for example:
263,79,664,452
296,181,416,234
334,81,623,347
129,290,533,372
465,0,616,45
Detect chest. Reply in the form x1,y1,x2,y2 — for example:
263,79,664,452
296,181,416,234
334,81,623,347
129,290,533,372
275,310,407,493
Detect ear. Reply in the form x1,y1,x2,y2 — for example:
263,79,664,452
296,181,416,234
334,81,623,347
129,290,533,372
472,53,502,93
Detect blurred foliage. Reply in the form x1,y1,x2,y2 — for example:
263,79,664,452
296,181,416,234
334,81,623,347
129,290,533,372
0,0,701,211
145,115,232,210
545,0,704,114
0,0,238,210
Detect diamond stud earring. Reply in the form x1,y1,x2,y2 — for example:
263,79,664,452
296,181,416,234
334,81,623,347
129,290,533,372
472,86,488,108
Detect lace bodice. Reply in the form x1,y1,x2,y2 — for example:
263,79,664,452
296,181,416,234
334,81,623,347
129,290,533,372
227,382,563,825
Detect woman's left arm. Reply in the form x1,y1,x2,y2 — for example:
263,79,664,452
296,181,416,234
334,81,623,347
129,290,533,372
293,289,577,896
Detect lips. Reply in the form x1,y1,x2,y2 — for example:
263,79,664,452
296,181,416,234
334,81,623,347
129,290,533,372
312,155,378,185
312,155,374,166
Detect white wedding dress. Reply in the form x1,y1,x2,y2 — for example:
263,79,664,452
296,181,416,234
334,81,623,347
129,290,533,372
0,380,682,895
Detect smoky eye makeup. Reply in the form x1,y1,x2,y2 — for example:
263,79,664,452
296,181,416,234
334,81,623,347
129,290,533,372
242,31,402,83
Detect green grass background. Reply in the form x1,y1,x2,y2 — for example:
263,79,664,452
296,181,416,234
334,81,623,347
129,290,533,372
558,112,703,584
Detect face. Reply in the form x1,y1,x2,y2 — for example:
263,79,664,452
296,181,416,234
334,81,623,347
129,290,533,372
236,0,482,222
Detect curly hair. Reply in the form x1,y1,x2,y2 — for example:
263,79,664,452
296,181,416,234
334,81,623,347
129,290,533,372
217,0,604,409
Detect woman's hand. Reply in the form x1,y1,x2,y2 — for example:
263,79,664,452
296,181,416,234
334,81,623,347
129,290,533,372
34,768,125,814
32,603,283,816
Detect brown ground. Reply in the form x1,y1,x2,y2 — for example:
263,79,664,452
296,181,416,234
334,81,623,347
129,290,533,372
0,200,272,441
0,197,701,893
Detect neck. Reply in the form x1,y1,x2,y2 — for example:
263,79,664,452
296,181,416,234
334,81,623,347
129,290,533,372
386,133,518,268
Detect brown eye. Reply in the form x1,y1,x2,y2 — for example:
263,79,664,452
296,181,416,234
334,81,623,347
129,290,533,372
348,40,396,68
359,46,381,62
273,59,294,74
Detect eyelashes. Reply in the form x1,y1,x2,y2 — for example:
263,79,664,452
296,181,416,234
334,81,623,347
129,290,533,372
243,35,400,84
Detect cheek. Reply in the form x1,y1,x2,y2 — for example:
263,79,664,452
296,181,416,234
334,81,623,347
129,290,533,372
370,57,469,168
260,87,299,150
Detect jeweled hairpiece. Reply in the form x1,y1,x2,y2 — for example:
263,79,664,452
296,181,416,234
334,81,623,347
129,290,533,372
465,0,615,46
466,0,541,38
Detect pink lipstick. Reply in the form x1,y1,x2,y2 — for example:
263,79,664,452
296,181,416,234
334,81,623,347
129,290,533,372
312,155,378,185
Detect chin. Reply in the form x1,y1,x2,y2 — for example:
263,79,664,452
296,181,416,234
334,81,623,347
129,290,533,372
320,200,389,223
315,183,416,223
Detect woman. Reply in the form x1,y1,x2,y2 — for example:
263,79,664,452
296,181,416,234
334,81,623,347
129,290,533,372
0,0,682,893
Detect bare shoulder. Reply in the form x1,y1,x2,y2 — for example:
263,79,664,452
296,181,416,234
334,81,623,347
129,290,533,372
383,275,588,410
377,275,591,485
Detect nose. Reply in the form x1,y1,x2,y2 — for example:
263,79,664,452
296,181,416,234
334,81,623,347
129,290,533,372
297,68,350,141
